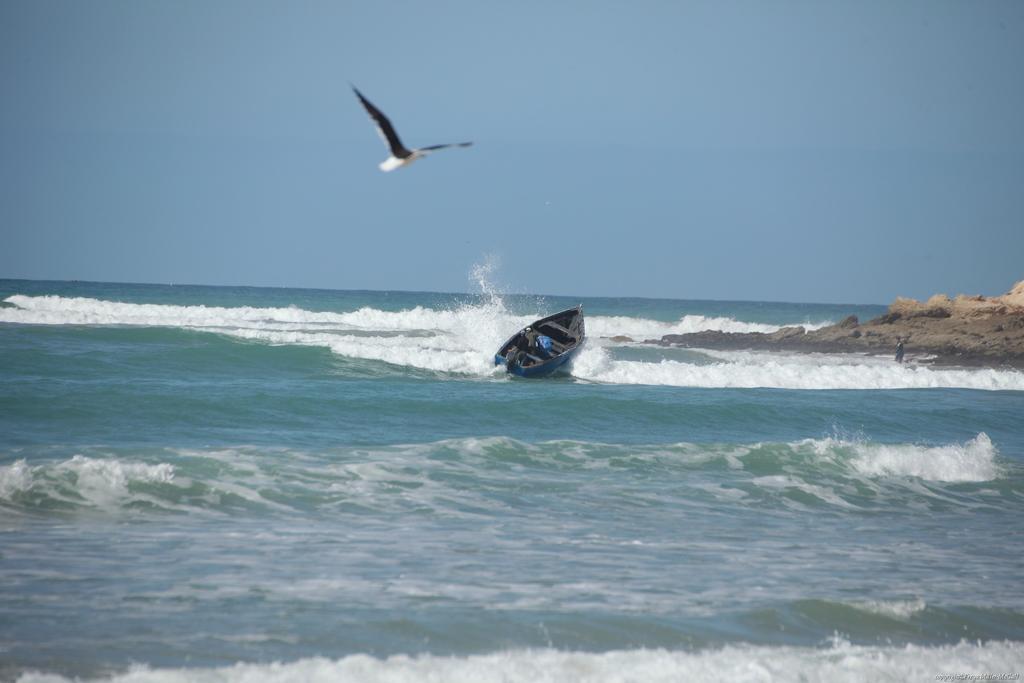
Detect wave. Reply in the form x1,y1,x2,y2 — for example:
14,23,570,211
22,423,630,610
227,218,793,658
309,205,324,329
572,346,1024,391
0,434,1006,517
846,598,929,620
2,294,825,334
0,455,177,513
840,432,1000,481
585,313,832,339
14,639,1024,683
1,295,821,337
1,294,491,332
0,293,526,375
5,295,1022,389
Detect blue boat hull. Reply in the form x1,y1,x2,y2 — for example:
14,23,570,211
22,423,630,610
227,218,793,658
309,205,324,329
494,306,585,378
494,344,581,377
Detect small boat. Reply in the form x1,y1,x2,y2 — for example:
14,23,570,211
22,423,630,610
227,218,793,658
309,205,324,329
494,306,585,377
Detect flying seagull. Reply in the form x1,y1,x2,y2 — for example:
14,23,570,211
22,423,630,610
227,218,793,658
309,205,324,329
352,85,473,172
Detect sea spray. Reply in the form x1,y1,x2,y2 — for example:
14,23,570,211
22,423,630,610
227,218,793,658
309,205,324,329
468,254,505,311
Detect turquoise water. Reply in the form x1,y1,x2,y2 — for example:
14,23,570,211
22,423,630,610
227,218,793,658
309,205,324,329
2,279,1024,682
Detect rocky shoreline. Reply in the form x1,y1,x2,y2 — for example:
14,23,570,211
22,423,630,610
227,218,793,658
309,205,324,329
645,280,1024,369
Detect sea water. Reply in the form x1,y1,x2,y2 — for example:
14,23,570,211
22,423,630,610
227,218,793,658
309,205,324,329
1,277,1023,682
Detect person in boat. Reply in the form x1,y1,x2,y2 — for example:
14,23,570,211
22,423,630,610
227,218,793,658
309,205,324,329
535,334,555,358
523,327,537,351
504,328,534,368
523,327,555,360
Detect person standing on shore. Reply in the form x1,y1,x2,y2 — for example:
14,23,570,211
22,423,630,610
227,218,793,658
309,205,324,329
895,338,905,363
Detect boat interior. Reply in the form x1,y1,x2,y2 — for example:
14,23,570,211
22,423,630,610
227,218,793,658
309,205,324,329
502,311,581,367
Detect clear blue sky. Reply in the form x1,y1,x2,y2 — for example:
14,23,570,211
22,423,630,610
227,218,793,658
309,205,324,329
2,1,1022,304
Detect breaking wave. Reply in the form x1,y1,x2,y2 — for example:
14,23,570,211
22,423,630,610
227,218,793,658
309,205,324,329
0,434,1005,517
585,314,831,339
4,294,1023,390
14,639,1024,683
572,347,1024,391
0,293,525,375
0,295,818,338
0,456,176,512
846,598,929,620
1,295,809,372
842,432,1000,481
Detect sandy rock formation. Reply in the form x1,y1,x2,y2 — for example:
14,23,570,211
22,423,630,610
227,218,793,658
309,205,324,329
998,280,1024,308
652,280,1024,368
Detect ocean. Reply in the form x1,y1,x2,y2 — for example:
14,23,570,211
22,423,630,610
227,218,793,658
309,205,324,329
2,277,1023,682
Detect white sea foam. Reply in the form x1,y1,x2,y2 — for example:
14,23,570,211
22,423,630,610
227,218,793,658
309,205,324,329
843,432,1000,482
2,295,360,328
0,456,175,510
0,294,529,374
571,346,1024,391
1,295,806,339
849,598,928,620
57,456,175,507
14,640,1024,683
586,314,831,340
0,459,33,498
749,474,859,509
2,295,816,376
782,433,999,485
2,435,998,520
6,294,1023,389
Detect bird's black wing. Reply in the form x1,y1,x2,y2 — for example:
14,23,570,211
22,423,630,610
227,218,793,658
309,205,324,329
418,141,474,153
351,86,410,158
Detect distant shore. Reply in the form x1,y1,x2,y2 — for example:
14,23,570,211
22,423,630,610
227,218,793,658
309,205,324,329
643,280,1024,369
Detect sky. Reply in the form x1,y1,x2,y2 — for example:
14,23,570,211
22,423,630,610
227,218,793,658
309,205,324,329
1,1,1022,304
